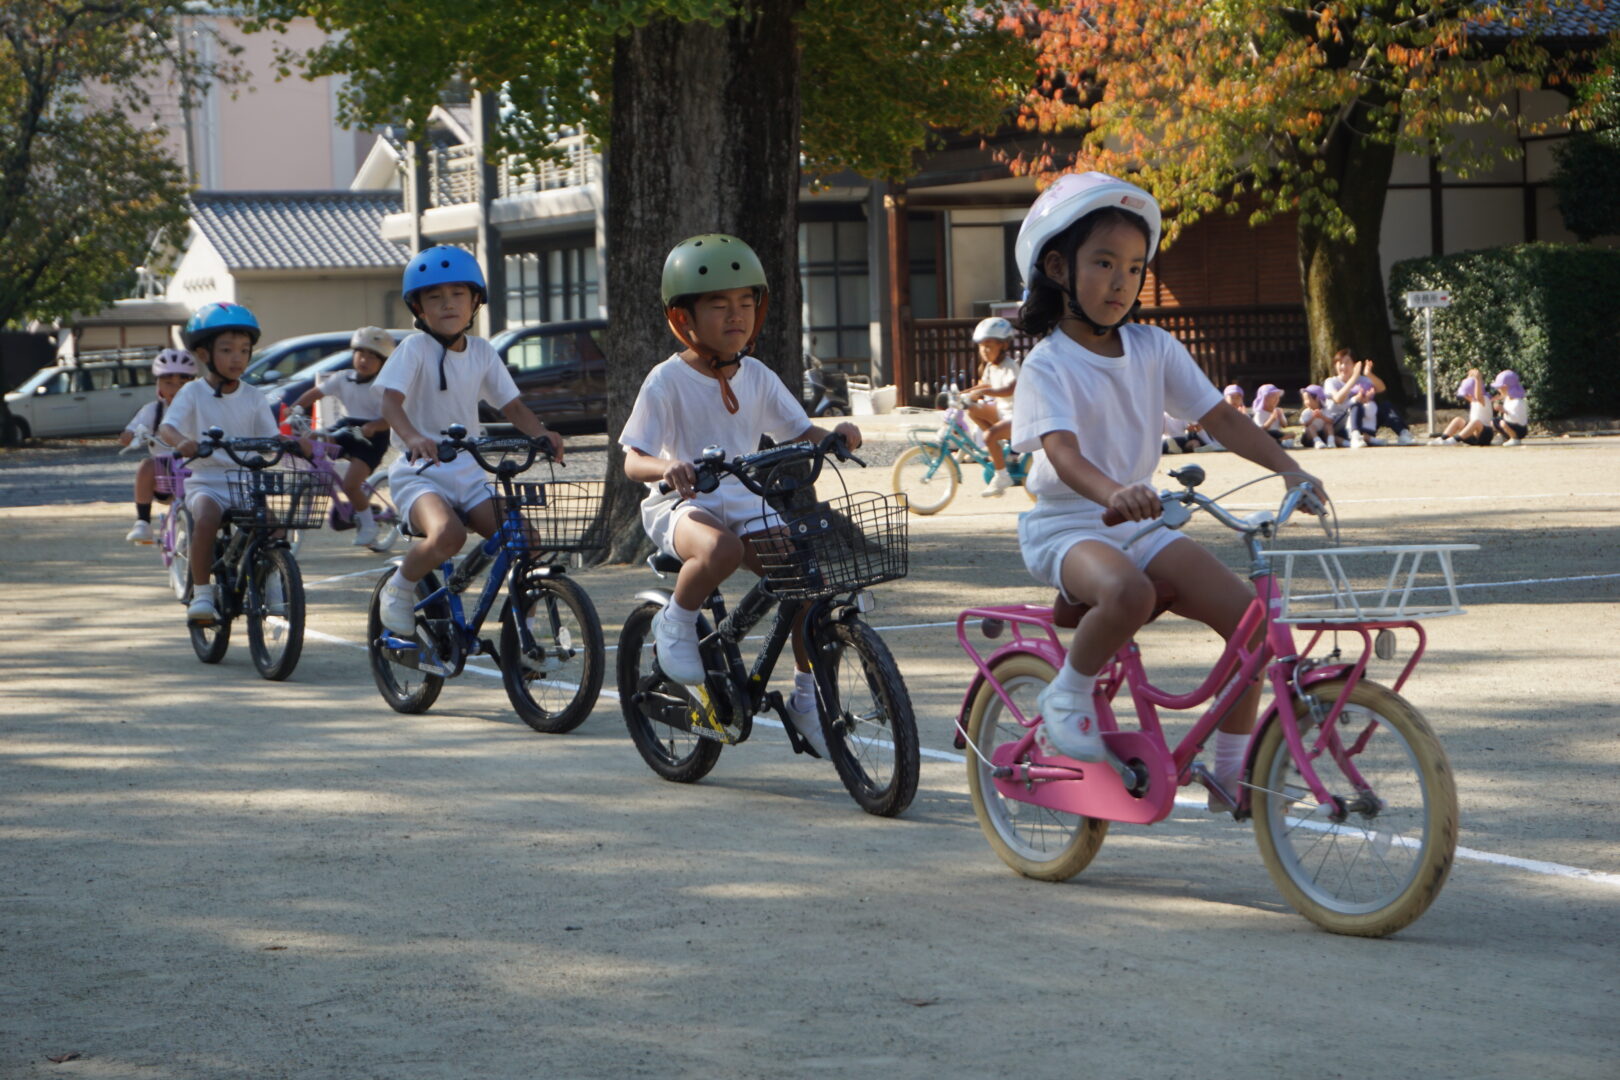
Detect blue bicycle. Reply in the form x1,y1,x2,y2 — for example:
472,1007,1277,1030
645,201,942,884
891,389,1035,514
367,426,606,732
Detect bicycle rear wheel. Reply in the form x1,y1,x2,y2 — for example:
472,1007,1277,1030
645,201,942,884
167,507,193,601
819,618,919,817
964,653,1108,879
618,601,724,783
500,568,604,733
188,566,231,664
890,443,959,516
246,546,305,681
367,570,445,714
1250,679,1457,937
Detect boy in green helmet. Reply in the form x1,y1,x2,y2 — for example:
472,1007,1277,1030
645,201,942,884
620,233,862,757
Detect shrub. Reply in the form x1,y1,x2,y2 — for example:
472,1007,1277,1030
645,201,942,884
1387,243,1620,420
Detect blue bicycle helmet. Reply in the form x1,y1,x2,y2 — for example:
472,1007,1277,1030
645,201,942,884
182,302,261,350
402,246,487,306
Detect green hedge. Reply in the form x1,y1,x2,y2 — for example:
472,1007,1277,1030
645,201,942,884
1387,243,1620,420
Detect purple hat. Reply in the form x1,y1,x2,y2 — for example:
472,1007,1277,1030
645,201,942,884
1457,376,1480,401
1492,370,1525,399
1251,383,1281,414
1223,383,1243,398
1301,383,1325,402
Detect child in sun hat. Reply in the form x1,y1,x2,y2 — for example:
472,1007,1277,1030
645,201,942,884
1491,370,1528,447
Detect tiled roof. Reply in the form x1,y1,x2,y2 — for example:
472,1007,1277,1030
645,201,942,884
189,191,407,272
1471,3,1617,40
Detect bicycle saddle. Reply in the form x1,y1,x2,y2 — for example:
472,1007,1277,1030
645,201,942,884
1053,580,1177,629
649,552,683,574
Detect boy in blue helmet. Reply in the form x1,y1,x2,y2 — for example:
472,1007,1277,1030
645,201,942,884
375,246,562,635
160,302,281,625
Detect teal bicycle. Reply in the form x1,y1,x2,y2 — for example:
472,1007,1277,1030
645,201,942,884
890,389,1035,515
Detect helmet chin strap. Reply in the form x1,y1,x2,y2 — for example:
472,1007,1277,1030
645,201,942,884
202,355,238,398
665,294,771,416
413,304,481,391
1061,254,1138,337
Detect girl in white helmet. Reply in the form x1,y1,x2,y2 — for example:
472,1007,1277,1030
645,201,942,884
962,316,1021,495
1009,171,1325,805
118,347,197,543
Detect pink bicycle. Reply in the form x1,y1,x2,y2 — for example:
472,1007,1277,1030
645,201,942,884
286,409,400,553
955,464,1471,936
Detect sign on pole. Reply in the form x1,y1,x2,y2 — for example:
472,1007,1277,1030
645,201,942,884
1404,290,1452,310
1404,291,1451,434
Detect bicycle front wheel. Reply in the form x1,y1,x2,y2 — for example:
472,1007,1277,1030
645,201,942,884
1250,679,1457,937
167,507,194,601
617,601,724,783
367,570,445,714
246,546,306,681
891,443,959,515
965,653,1108,880
819,618,919,817
500,569,605,733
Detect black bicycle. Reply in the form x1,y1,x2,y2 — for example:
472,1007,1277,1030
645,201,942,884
368,426,607,733
185,427,334,681
617,434,920,817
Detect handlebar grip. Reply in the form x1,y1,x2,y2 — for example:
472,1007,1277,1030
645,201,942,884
656,481,671,495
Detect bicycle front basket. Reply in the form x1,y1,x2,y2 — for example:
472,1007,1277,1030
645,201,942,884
228,468,335,530
152,455,185,496
1264,544,1479,623
750,491,909,600
491,480,607,554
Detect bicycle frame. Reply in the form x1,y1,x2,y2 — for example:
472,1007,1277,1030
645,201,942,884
295,438,395,528
905,405,1029,485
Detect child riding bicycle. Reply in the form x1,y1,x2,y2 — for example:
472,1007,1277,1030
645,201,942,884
119,347,196,543
620,233,861,756
160,303,283,626
291,326,395,550
961,316,1020,496
375,246,562,637
1009,171,1326,802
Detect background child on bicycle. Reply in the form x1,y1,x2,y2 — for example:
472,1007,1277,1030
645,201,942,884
159,303,281,626
620,233,861,756
961,316,1020,496
119,347,196,544
376,247,562,636
1009,171,1325,804
292,326,395,550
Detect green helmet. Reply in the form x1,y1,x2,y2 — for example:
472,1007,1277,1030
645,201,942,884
661,234,768,306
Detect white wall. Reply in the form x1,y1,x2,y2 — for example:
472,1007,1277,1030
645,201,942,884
947,208,1022,318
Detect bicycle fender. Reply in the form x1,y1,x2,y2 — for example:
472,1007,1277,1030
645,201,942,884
953,641,1066,750
635,588,674,608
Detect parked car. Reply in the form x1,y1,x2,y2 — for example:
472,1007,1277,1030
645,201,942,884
243,329,412,395
483,320,607,433
3,359,162,439
265,348,375,417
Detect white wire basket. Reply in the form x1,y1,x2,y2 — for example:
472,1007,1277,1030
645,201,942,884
1264,544,1479,623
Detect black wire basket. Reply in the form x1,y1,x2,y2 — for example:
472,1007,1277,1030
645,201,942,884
490,480,607,554
227,469,335,530
749,491,909,600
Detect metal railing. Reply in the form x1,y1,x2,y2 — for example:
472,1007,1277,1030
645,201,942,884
427,135,601,208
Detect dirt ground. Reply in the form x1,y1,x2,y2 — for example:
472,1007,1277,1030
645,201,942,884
1,435,1617,1079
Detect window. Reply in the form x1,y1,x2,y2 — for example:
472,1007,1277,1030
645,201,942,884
799,218,870,361
83,367,118,391
505,241,600,327
508,331,584,374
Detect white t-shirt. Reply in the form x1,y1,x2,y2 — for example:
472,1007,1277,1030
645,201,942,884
984,357,1020,419
1253,406,1284,429
1162,413,1190,439
124,400,175,457
1500,396,1529,425
319,370,386,422
374,333,520,454
1468,398,1492,425
162,379,279,480
1321,375,1374,421
619,354,810,496
1011,324,1222,507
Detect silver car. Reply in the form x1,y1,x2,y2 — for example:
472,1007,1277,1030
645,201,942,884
3,360,160,439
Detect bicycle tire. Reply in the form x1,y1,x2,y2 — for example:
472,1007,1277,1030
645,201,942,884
890,443,959,516
366,570,445,714
964,653,1109,879
167,507,194,602
617,601,724,783
819,618,919,817
188,565,232,665
246,547,305,681
1250,678,1457,937
500,570,605,733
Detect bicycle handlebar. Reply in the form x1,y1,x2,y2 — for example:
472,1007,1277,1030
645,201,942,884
191,426,300,470
1099,469,1327,547
656,431,863,497
430,423,555,476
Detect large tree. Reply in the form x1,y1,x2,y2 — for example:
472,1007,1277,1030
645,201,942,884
0,1,238,329
1003,0,1604,391
247,0,1030,558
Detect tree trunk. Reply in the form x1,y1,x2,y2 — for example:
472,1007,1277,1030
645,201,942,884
597,0,805,564
1298,103,1408,409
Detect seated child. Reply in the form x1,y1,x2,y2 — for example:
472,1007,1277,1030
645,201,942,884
159,304,280,625
1435,370,1494,446
375,247,562,635
621,234,862,757
292,326,396,550
1491,370,1528,446
1298,384,1334,448
1250,383,1287,444
1161,413,1210,454
119,348,196,542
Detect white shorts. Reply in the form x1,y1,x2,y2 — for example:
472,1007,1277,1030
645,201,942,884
641,479,783,559
1018,497,1189,603
389,456,493,528
183,477,241,517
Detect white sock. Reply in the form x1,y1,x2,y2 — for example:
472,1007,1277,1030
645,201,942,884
389,568,414,590
792,670,816,711
1051,662,1097,702
1213,730,1247,789
356,508,374,527
664,601,700,626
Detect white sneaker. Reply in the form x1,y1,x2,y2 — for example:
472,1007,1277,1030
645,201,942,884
1163,438,1184,455
186,585,219,626
980,470,1013,497
353,517,379,548
1397,430,1415,446
783,693,827,757
379,579,419,636
1348,430,1367,449
1281,437,1297,448
1324,435,1336,449
1033,679,1105,762
652,609,706,685
126,520,154,544
1504,438,1522,447
1427,436,1446,446
1443,437,1458,446
1365,435,1385,447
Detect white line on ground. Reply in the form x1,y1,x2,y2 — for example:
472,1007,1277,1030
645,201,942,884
304,561,400,588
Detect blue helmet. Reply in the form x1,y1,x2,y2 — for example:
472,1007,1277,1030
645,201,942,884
402,246,487,306
183,302,261,350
